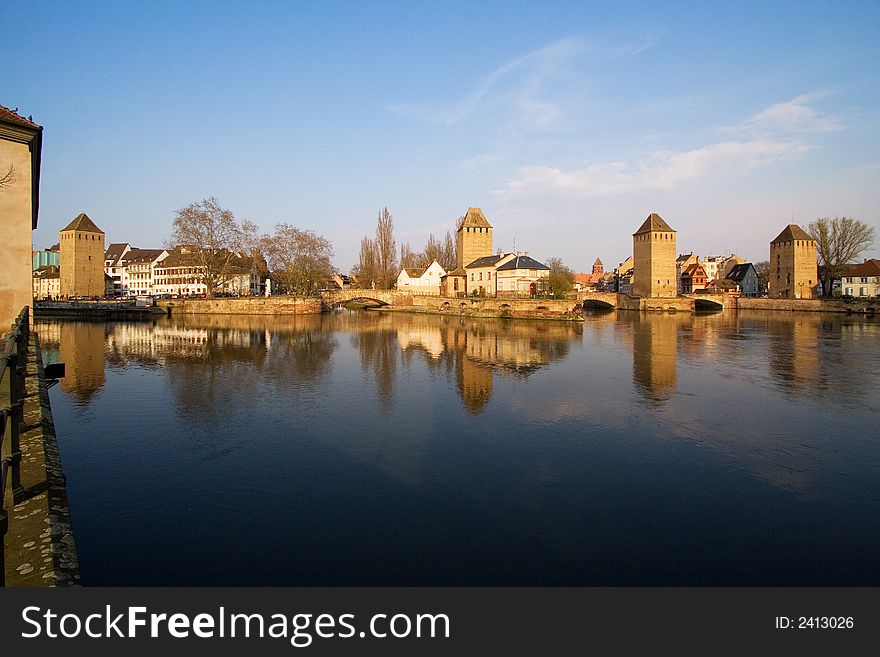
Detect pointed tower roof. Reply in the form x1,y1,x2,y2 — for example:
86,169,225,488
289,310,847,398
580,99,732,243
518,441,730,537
634,212,675,235
771,224,813,243
61,212,104,234
459,207,492,229
593,257,603,266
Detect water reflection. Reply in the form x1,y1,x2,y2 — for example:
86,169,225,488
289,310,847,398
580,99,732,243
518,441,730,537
33,310,880,585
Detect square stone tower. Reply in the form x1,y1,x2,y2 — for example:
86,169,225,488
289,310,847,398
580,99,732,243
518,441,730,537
769,224,817,299
456,207,493,268
60,212,106,298
632,213,677,298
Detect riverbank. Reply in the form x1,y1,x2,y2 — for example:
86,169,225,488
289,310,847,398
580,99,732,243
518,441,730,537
3,331,79,586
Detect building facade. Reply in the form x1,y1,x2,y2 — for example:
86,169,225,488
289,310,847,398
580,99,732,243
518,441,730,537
835,259,880,297
632,213,677,298
33,265,60,300
769,224,817,299
680,262,707,294
60,212,106,298
396,260,446,295
0,105,42,326
725,262,760,297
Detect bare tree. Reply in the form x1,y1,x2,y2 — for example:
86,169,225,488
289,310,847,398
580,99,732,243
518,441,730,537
422,233,443,266
808,217,875,296
0,164,15,189
261,224,334,295
374,207,397,289
754,261,770,295
354,236,377,288
400,242,419,270
441,231,456,271
169,197,257,297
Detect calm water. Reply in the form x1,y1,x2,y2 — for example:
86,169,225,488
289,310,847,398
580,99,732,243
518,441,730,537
37,309,880,585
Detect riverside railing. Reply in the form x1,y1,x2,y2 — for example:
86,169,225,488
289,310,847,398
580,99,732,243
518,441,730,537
0,306,29,586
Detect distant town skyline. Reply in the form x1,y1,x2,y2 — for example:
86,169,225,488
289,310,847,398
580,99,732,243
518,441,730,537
7,1,879,271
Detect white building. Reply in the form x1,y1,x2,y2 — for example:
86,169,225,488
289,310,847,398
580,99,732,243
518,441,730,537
396,260,446,295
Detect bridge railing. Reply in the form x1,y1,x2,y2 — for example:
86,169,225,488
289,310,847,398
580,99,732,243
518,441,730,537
1,306,29,586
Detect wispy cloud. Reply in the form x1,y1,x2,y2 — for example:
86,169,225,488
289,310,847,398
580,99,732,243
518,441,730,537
500,93,834,199
741,92,842,134
386,36,586,127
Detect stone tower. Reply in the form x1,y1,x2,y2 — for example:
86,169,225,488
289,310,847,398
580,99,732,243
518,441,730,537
456,207,493,268
769,224,817,299
592,258,604,276
632,213,677,298
60,212,105,298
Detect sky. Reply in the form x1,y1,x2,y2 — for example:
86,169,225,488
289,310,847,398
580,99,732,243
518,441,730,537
6,0,880,272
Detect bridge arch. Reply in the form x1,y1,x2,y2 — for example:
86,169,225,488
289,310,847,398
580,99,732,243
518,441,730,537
694,297,723,310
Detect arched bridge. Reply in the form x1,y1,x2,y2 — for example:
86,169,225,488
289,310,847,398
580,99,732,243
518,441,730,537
577,291,619,309
320,289,396,307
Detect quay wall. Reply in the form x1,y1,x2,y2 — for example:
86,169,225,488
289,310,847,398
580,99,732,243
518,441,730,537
4,332,79,586
156,296,323,315
388,294,585,321
735,297,877,314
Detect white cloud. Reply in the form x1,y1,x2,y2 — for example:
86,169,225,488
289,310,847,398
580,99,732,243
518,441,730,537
502,139,813,198
742,92,842,134
500,93,833,199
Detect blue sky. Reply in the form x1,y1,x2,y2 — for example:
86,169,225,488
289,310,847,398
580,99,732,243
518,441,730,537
6,1,879,271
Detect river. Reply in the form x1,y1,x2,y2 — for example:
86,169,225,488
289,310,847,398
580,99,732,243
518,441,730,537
36,309,880,585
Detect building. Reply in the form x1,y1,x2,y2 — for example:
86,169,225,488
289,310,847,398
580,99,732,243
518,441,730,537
615,255,634,294
104,242,132,295
769,224,817,299
33,243,60,270
33,265,60,300
152,247,263,297
120,249,168,297
680,262,708,294
835,259,880,297
700,254,745,283
462,252,549,297
456,207,493,269
574,258,605,291
0,104,42,326
676,253,699,293
60,212,106,298
494,253,550,297
725,263,760,297
396,260,446,295
632,213,677,298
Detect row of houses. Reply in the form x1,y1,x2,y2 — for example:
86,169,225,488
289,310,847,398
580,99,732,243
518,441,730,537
32,213,266,300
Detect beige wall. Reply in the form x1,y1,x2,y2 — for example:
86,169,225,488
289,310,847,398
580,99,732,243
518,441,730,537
770,239,817,299
633,230,677,298
457,224,492,269
0,139,34,327
60,229,106,298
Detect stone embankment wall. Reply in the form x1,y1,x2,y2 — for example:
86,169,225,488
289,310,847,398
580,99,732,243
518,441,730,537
4,333,79,586
156,296,323,315
735,298,877,313
394,295,585,320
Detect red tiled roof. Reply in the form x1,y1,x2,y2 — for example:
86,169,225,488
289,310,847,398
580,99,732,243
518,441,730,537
0,104,41,129
844,259,880,278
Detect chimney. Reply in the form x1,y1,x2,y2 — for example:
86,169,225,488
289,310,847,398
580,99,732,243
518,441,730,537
524,252,529,257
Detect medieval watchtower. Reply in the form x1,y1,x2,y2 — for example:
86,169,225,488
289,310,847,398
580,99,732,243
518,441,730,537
60,212,105,298
632,213,677,298
456,207,493,268
769,224,817,299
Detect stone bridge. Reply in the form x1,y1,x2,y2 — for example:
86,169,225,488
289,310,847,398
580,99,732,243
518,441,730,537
320,289,397,307
576,291,620,308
